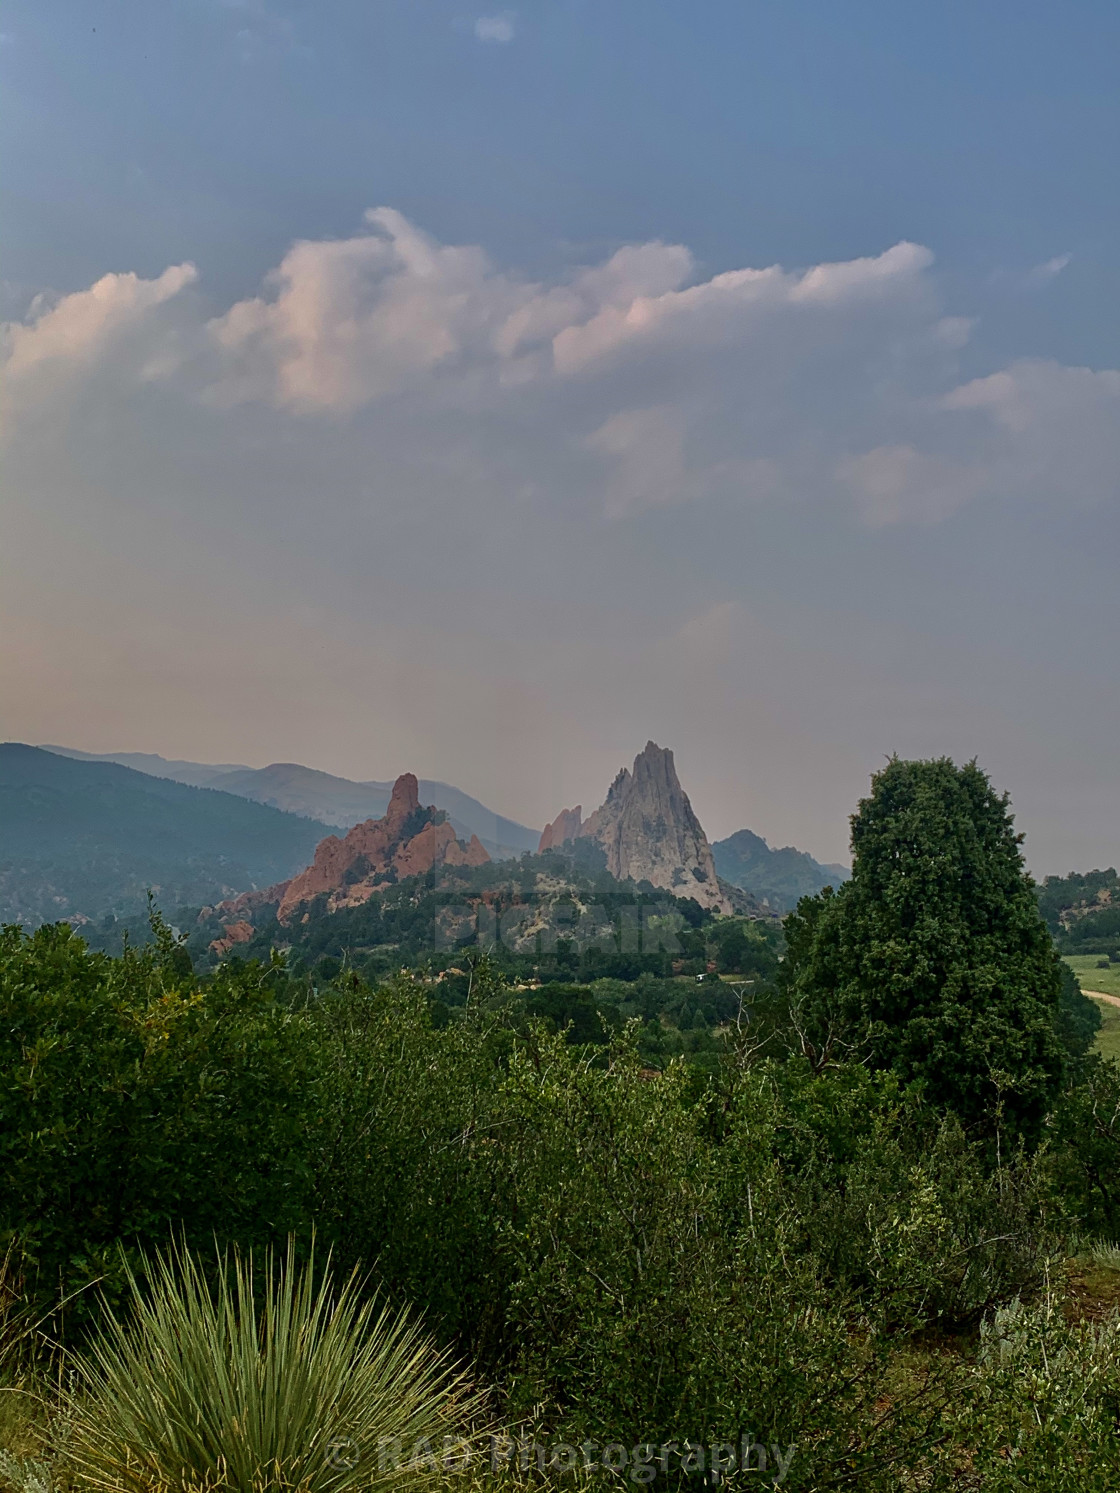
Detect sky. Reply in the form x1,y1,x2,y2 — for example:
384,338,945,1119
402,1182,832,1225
2,0,1118,871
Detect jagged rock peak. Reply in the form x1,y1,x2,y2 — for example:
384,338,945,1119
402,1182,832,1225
276,772,488,922
538,805,582,853
386,772,420,825
539,742,731,912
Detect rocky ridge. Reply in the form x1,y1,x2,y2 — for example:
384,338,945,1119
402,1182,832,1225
274,773,489,922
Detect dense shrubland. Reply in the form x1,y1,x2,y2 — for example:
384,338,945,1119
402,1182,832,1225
2,759,1119,1488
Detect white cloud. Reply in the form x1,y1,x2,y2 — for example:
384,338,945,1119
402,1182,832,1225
991,254,1073,294
474,12,516,44
3,212,1116,527
2,264,196,382
1025,253,1072,287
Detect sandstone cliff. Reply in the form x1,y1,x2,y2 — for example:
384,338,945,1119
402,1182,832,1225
538,805,582,852
276,773,489,922
562,743,731,912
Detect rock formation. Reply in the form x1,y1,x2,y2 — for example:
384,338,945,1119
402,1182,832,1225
208,919,254,957
538,805,582,852
276,773,489,922
539,743,732,912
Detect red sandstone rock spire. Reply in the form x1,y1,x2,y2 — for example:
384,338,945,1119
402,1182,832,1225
276,771,489,922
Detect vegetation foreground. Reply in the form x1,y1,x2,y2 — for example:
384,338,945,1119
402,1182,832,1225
3,759,1120,1491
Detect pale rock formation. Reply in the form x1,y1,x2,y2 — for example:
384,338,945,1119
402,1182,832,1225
574,742,731,912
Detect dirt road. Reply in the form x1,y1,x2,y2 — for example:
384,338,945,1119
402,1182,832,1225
1086,990,1120,1009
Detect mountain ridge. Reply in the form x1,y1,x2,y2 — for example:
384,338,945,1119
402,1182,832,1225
0,744,332,927
712,827,846,913
39,746,538,859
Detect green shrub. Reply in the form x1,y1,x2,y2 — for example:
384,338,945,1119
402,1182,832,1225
0,923,319,1326
952,1295,1120,1491
1048,1056,1120,1235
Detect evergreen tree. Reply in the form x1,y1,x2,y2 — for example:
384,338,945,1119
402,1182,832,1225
782,757,1065,1139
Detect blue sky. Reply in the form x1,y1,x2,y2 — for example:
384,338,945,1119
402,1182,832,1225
2,1,1118,867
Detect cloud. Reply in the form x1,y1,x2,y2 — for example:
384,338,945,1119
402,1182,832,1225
474,12,515,44
220,0,299,59
837,445,979,527
992,254,1073,293
1025,253,1072,287
2,264,196,382
3,212,1117,527
586,406,689,517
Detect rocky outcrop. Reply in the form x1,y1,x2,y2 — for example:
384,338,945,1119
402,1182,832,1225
209,919,254,957
276,773,489,922
211,881,292,922
564,743,731,912
538,806,582,852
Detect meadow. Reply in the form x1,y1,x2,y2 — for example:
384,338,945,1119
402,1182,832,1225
1066,953,1120,999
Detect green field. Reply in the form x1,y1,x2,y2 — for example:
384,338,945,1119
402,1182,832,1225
1091,998,1120,1063
1065,954,1120,999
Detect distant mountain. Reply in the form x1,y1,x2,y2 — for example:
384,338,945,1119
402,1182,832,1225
711,828,846,914
41,745,250,789
538,742,741,914
40,748,538,860
0,744,332,927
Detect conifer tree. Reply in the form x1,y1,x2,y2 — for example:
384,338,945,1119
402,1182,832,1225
782,757,1065,1139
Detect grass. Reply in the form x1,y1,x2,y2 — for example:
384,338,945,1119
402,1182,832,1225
1089,997,1120,1063
1065,954,1120,999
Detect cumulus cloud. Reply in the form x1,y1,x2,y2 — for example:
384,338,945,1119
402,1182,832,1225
474,12,515,43
2,264,196,382
586,406,689,517
3,211,1117,526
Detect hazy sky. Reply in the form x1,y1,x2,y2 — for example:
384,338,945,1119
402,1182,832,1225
2,1,1118,871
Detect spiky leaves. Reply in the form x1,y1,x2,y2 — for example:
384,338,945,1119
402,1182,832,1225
67,1241,482,1493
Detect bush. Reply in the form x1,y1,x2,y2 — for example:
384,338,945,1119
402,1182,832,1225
1048,1057,1120,1235
951,1295,1120,1491
0,922,319,1326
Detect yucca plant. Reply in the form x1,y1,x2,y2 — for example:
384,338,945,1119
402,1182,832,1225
1091,1239,1120,1271
65,1240,485,1493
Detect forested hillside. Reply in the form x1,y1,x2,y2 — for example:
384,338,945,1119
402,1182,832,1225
43,745,540,857
0,744,331,927
1038,867,1120,956
711,826,845,911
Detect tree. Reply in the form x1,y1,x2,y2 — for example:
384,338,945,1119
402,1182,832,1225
781,758,1065,1140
